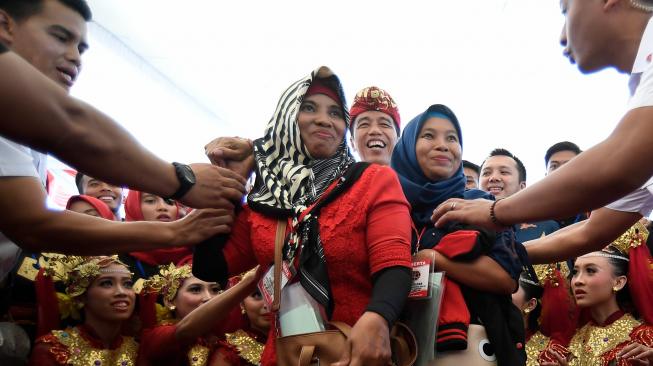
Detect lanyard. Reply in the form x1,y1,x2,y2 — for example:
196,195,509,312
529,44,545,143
411,222,427,254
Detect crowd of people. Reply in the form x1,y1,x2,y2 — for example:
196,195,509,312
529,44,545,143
1,0,653,365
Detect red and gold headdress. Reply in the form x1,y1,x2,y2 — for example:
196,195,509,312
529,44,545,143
580,222,653,323
349,86,401,130
41,254,130,298
35,255,131,337
141,263,193,303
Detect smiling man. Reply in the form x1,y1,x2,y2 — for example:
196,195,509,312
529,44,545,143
75,172,124,220
2,0,87,91
480,148,560,242
349,86,400,166
0,0,237,273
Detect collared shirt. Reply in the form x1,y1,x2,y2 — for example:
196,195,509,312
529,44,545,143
0,137,47,282
607,17,653,217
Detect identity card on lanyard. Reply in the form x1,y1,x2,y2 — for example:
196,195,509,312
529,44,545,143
409,258,433,299
259,260,295,308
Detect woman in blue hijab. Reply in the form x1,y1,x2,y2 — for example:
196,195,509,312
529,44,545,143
391,104,527,366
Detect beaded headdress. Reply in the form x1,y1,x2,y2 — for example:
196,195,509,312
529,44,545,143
579,222,649,262
141,263,193,303
630,0,653,12
41,254,130,298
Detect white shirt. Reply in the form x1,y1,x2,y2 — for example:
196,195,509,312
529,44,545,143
606,17,653,217
0,136,47,282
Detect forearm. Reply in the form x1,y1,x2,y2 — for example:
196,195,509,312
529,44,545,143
526,208,641,264
51,100,178,198
13,210,177,254
434,252,516,294
0,52,178,197
495,112,653,224
366,266,411,326
175,277,256,343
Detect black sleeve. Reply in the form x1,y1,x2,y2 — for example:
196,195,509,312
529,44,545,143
0,43,8,54
192,234,230,288
365,266,411,326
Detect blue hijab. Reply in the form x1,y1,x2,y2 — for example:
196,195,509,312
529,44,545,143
391,104,491,226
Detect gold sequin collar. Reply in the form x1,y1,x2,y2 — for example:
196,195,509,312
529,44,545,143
526,331,550,366
225,329,265,365
50,326,138,366
567,312,641,366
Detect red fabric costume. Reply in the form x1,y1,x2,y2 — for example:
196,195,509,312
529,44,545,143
222,164,412,365
124,190,190,267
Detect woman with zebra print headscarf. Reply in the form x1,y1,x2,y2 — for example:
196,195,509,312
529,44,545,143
194,66,412,366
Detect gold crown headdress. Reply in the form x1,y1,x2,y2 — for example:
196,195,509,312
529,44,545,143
531,261,571,288
579,222,649,262
41,254,130,298
141,263,193,303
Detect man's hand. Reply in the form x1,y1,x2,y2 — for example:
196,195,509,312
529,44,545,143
431,198,504,231
178,164,246,209
205,137,255,179
169,208,234,246
332,312,391,366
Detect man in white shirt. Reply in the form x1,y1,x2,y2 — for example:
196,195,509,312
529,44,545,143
0,0,243,281
432,0,653,263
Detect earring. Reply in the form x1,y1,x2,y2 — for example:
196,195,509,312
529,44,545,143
613,286,620,293
523,308,531,314
168,305,176,311
241,306,246,315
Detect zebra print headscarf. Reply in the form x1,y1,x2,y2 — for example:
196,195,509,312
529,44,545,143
247,66,354,317
248,66,353,213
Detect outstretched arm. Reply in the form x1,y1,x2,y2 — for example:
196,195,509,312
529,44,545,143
525,208,641,264
174,267,262,343
0,51,246,209
0,177,233,254
432,107,653,228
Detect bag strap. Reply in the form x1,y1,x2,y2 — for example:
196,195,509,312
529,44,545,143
272,220,286,312
298,345,316,366
328,321,352,338
390,322,418,366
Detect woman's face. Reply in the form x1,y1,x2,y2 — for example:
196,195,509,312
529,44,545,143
171,276,221,319
297,93,346,159
571,255,626,308
82,264,135,322
242,290,270,334
415,117,462,181
140,193,178,222
68,200,101,217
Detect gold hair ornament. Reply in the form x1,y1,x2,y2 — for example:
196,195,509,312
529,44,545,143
41,254,129,298
141,263,193,303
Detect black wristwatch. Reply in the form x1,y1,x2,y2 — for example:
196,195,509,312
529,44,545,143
167,162,196,200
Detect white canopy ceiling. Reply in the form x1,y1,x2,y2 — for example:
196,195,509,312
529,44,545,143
71,0,627,184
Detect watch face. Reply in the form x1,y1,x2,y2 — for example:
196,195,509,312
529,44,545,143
180,164,196,184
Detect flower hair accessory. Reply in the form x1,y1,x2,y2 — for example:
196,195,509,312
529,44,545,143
141,263,193,303
41,254,129,298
